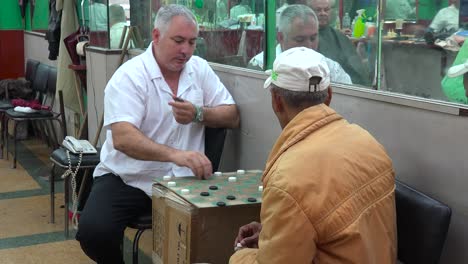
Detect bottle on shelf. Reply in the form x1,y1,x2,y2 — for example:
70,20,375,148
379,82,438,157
342,12,351,30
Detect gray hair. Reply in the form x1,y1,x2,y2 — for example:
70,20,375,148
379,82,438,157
109,4,126,25
270,84,328,109
154,4,198,35
279,4,318,38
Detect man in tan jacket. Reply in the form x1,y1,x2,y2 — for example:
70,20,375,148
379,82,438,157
230,47,397,263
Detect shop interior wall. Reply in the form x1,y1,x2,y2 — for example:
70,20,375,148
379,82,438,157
213,68,467,264
0,0,26,79
84,55,468,264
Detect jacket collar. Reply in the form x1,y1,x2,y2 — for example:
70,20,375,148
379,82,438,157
262,104,342,181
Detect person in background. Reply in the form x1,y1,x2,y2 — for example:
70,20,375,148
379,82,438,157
276,0,308,25
248,4,352,84
309,0,371,86
429,0,460,34
109,4,128,49
89,0,107,31
441,39,468,104
230,0,252,20
385,0,415,20
231,47,397,263
216,0,229,22
76,5,239,264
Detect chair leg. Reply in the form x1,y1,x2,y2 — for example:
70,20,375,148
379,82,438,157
12,121,17,169
64,175,70,238
133,229,146,264
50,163,56,223
5,118,9,161
0,113,4,159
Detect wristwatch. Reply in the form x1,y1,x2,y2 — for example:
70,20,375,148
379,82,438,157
193,104,204,123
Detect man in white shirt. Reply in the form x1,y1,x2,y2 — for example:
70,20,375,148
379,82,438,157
429,0,459,34
76,5,239,264
230,0,252,19
109,4,128,49
248,4,352,84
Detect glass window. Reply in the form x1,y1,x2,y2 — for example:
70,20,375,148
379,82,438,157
138,0,265,68
88,0,148,49
89,0,468,106
272,1,376,86
381,0,462,103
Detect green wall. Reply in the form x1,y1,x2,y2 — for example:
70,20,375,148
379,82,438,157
418,0,449,20
32,0,50,31
0,0,24,30
0,0,48,31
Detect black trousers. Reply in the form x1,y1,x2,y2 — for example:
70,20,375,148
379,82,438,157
76,173,152,264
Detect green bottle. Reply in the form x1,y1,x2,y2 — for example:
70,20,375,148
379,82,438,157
353,9,366,38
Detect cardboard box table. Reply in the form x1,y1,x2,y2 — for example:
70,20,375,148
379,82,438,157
152,170,262,264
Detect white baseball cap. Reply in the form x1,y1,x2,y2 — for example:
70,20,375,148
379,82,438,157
264,47,330,92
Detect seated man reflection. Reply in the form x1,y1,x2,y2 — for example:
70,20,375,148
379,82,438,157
230,0,253,19
109,4,129,49
309,0,371,86
248,4,352,84
429,0,460,34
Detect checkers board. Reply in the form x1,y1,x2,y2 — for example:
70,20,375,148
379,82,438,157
153,170,263,208
151,170,263,264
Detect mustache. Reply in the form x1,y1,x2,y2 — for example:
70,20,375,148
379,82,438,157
176,54,188,60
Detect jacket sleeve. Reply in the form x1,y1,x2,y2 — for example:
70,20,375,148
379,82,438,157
230,186,318,264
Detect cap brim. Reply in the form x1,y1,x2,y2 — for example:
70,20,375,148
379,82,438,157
264,76,272,89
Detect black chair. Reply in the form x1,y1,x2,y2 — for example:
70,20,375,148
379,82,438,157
395,180,452,264
4,64,64,168
0,59,40,159
49,113,104,238
49,147,101,237
126,126,227,264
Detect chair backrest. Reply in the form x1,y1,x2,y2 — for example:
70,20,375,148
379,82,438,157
32,63,49,95
204,127,227,172
396,180,451,264
25,59,40,82
43,66,57,107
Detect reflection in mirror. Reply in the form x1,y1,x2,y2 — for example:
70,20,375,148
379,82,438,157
311,0,372,86
380,0,462,102
153,0,265,68
88,0,109,47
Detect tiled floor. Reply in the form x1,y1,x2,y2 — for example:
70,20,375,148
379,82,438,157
0,138,152,264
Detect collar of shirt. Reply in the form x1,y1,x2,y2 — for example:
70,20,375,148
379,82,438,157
142,43,196,97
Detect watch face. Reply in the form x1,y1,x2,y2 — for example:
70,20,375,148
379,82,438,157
199,107,204,122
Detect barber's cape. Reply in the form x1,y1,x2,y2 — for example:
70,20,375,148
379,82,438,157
441,41,468,104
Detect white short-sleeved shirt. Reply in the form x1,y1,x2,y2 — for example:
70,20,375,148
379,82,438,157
94,44,236,195
248,44,352,84
429,5,459,33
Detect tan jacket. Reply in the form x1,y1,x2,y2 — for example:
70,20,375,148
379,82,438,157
230,105,397,264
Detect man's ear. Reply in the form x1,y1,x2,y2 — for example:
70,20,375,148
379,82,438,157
277,32,284,43
324,86,332,106
152,28,161,44
271,90,285,113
